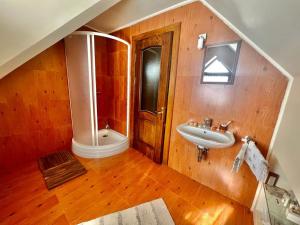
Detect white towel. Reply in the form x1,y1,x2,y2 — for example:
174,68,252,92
232,143,248,173
232,140,268,182
245,141,268,182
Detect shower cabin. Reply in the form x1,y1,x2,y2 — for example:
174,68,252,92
64,31,130,158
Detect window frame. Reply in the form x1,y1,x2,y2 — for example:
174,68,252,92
201,40,242,85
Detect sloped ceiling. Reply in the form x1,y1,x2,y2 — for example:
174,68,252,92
0,0,120,79
205,0,300,77
87,0,190,33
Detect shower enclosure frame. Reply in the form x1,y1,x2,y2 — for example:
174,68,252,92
65,31,131,155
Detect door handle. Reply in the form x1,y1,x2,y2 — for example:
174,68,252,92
156,107,165,120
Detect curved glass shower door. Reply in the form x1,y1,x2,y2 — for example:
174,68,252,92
65,34,98,146
65,31,131,158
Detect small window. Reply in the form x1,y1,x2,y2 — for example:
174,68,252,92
201,41,241,84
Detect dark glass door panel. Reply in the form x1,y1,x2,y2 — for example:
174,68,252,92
140,47,162,113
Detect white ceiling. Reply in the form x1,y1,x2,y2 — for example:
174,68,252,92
87,0,190,33
0,0,120,78
205,0,300,77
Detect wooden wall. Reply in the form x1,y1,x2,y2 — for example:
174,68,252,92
0,41,72,170
94,36,128,135
95,36,110,129
107,38,128,135
113,2,288,207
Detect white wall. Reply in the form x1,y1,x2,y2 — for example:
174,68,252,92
272,77,300,201
204,0,300,79
268,154,291,191
0,0,120,78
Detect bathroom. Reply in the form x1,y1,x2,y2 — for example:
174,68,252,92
0,1,298,225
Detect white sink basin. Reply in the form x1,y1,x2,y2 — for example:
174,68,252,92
176,123,235,149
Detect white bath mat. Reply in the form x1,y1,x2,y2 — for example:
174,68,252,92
78,198,175,225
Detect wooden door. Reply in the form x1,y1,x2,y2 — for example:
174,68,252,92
133,32,173,163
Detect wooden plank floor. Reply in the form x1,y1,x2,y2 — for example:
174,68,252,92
0,148,253,225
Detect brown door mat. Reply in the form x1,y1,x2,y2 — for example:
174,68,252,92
38,151,87,190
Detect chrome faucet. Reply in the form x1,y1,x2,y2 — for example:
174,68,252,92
219,120,232,131
202,117,213,128
105,122,110,129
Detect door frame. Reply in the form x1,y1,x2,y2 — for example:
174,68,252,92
130,23,181,164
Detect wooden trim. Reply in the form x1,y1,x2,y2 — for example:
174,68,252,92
130,23,181,164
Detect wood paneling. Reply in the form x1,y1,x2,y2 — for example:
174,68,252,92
107,38,128,134
113,2,288,207
0,41,72,170
0,149,253,225
94,36,127,135
94,36,110,129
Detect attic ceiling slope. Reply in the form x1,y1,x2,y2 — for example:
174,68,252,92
0,0,120,79
204,0,300,77
87,0,192,33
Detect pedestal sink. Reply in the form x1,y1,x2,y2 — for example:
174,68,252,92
176,123,235,161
